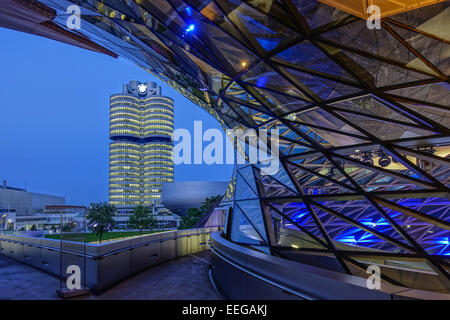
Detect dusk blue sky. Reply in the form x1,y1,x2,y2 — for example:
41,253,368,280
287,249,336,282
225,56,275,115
0,27,233,206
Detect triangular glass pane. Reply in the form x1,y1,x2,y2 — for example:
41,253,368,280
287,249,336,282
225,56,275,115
388,23,449,76
198,19,258,74
291,106,368,137
268,203,327,250
258,160,297,192
238,165,259,194
235,200,268,242
231,205,265,245
291,0,350,30
338,50,433,88
223,1,299,52
317,199,411,244
235,171,258,201
330,95,419,124
335,111,437,140
387,82,450,106
399,102,450,128
253,87,312,115
273,40,356,81
284,67,363,100
256,38,280,51
256,171,298,198
269,201,318,230
286,161,356,194
289,155,356,189
225,82,274,114
311,203,410,253
378,198,450,256
227,102,274,126
333,155,432,191
239,63,309,99
215,100,251,129
275,121,319,147
320,18,436,74
223,172,236,202
278,140,315,157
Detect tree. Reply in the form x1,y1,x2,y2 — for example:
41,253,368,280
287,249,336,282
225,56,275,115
30,224,37,231
148,214,157,230
128,205,152,234
178,207,203,230
200,195,222,214
62,221,76,232
87,202,116,244
178,195,222,230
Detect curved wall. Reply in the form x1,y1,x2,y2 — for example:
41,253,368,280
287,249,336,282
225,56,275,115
209,232,450,300
0,228,217,294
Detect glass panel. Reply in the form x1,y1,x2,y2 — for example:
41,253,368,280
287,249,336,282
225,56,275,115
230,205,265,244
234,170,258,200
235,199,267,242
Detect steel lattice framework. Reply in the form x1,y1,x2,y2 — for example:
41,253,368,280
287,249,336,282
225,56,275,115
9,0,450,291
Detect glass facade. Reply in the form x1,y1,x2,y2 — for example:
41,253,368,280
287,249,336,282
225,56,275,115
108,81,174,210
8,0,449,293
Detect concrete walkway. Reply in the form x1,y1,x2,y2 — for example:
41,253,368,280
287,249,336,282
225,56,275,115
0,253,59,300
0,250,218,300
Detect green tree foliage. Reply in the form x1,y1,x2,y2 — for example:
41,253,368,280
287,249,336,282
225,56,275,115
129,205,157,234
200,195,222,214
178,207,203,230
62,221,76,232
179,195,222,229
87,202,116,244
30,224,37,231
148,214,157,230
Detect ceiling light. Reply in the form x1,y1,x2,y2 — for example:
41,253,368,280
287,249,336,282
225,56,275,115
185,24,195,33
378,155,391,167
362,152,373,166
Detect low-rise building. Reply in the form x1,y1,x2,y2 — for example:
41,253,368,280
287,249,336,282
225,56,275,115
0,180,65,217
14,205,86,231
113,204,181,230
0,180,66,230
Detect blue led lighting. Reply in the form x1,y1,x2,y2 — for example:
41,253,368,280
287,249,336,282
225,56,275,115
286,199,449,255
256,38,279,51
185,24,195,33
293,212,307,220
360,218,389,228
435,237,449,245
338,236,357,243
